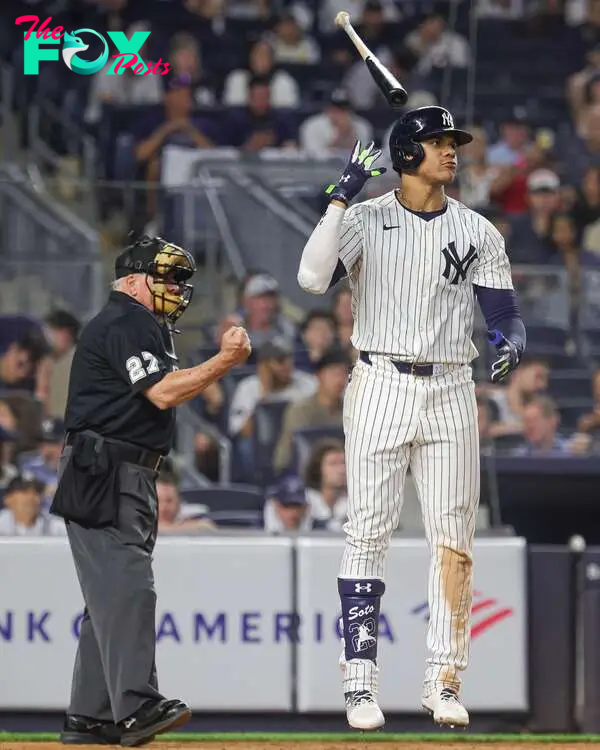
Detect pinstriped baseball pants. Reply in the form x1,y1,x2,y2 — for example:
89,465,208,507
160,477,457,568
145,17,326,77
339,354,479,691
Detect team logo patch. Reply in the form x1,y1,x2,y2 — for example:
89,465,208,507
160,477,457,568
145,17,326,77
441,241,478,285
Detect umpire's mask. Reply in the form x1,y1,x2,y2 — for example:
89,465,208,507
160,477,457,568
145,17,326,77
115,234,197,324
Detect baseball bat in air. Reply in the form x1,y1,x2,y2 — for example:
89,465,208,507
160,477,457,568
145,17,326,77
334,10,408,109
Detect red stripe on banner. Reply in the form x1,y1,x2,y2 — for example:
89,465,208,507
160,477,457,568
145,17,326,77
471,608,514,638
471,598,496,614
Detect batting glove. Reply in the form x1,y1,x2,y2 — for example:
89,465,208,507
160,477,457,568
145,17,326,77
325,140,387,205
489,329,522,384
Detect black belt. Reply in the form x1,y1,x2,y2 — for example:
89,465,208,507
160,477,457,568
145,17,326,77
359,351,437,377
65,431,164,472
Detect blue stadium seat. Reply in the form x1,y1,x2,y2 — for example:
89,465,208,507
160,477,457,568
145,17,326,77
181,484,264,528
549,371,593,401
557,400,594,430
527,325,568,348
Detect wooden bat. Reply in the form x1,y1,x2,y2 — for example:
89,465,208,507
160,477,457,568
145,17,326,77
334,10,408,109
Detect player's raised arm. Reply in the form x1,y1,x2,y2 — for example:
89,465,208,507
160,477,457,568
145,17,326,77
297,140,386,294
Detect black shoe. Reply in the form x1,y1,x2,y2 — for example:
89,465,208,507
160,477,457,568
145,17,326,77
60,715,122,745
119,698,191,747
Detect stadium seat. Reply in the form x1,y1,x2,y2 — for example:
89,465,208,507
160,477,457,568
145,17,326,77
557,400,593,430
180,484,265,528
548,371,593,401
252,401,290,486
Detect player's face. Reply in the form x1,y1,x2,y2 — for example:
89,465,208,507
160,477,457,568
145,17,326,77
419,134,458,185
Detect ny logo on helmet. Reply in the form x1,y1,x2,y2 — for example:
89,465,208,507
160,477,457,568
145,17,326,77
442,111,454,128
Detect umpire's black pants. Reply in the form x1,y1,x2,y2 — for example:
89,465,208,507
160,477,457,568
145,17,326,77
61,449,164,723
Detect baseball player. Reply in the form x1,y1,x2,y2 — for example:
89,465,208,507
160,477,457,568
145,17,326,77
297,106,526,731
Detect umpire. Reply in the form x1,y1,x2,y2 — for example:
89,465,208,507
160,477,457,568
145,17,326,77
51,234,251,747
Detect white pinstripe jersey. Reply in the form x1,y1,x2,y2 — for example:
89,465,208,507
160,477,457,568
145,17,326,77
338,191,513,364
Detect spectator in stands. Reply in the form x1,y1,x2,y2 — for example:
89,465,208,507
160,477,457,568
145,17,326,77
266,10,320,64
84,21,163,125
184,0,225,20
263,475,312,533
0,474,66,536
571,166,600,253
19,417,64,509
222,39,300,108
37,309,80,417
576,367,600,434
404,6,470,75
0,332,48,393
274,347,349,472
217,272,296,351
299,88,373,159
458,125,501,210
135,73,216,222
549,212,600,279
508,169,562,263
331,286,356,358
512,395,588,455
156,469,216,534
487,356,550,436
0,400,19,489
567,42,600,125
487,108,531,167
229,337,317,477
303,438,348,531
578,0,600,47
221,78,297,150
563,103,600,185
294,310,337,373
343,45,430,112
168,32,217,107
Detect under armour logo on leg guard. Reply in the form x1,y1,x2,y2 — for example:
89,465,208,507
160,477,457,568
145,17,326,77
338,578,386,663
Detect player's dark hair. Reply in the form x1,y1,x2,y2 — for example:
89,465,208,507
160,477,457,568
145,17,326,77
304,437,345,489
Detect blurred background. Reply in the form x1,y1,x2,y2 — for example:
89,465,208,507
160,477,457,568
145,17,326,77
1,0,600,736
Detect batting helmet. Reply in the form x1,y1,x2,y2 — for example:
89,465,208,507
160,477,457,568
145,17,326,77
389,106,473,173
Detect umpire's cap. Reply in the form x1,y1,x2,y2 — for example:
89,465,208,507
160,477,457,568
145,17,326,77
389,105,472,173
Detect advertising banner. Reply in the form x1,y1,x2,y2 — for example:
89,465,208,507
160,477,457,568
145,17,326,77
0,537,293,710
295,537,527,712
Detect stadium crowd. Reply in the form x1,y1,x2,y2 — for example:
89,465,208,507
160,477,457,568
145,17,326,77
2,0,600,536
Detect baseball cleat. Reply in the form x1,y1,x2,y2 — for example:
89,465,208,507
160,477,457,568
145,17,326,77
345,690,385,730
422,687,469,727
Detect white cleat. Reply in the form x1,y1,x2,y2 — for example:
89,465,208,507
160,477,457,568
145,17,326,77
345,690,386,730
422,687,469,728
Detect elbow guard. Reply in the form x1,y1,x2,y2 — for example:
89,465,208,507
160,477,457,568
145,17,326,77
297,267,329,295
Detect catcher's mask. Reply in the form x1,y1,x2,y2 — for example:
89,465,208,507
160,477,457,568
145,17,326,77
115,234,196,324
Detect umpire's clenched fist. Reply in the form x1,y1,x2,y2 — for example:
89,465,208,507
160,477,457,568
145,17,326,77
220,325,252,366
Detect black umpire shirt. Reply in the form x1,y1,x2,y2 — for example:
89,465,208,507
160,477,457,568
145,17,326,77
64,291,176,455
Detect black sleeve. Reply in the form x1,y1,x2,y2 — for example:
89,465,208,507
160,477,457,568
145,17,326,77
327,259,348,290
105,318,169,393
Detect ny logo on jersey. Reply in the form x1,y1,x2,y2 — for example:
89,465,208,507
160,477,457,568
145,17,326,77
441,241,478,284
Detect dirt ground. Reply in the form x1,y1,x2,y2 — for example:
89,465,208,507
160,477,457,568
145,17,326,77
2,743,600,750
